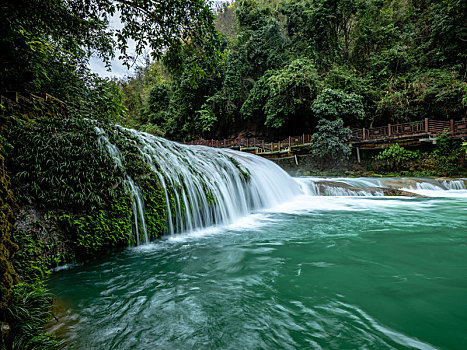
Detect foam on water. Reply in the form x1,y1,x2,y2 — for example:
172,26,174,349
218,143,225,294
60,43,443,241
401,189,467,198
95,125,466,245
96,126,301,244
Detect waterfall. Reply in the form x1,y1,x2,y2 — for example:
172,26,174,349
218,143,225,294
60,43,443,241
96,126,301,243
96,127,149,245
94,124,466,245
296,177,466,197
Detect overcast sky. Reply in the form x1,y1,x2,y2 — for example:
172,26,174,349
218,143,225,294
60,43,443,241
89,0,230,79
88,9,136,79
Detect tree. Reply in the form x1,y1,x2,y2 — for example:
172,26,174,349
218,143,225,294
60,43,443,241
241,59,321,133
280,0,361,63
0,0,218,93
311,89,365,124
117,0,467,140
308,118,352,167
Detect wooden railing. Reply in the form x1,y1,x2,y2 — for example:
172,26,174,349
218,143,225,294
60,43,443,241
1,92,68,116
185,134,314,153
186,118,467,153
351,118,467,141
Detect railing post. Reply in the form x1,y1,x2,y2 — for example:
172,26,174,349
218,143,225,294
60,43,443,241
388,124,391,137
262,140,265,150
450,119,454,135
362,128,366,141
302,133,305,144
289,136,291,148
425,118,429,133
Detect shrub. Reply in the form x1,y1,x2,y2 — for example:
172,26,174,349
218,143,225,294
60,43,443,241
308,118,352,168
431,131,464,175
374,144,420,165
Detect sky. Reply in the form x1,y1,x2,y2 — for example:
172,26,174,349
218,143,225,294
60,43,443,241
88,9,136,79
89,0,230,80
89,56,132,79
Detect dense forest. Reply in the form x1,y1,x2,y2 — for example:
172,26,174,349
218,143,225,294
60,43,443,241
0,0,466,349
2,0,465,141
121,0,466,141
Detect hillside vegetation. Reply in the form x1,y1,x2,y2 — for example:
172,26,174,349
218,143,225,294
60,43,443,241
121,0,466,141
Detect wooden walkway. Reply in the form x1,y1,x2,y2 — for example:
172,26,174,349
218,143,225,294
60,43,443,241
184,118,467,156
1,92,68,116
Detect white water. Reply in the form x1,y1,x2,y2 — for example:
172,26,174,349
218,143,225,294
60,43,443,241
96,126,301,243
296,176,466,197
95,126,466,245
96,127,149,244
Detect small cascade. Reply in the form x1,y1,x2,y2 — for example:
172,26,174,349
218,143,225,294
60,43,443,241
296,177,466,197
414,182,445,191
441,179,466,190
126,128,301,234
95,127,149,244
96,125,301,242
297,179,383,196
94,124,466,245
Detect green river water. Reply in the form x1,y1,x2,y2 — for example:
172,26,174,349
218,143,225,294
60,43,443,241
48,179,467,350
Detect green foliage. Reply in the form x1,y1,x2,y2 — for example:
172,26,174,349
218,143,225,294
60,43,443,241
1,0,218,91
308,118,352,167
8,119,125,211
371,135,466,176
376,68,466,122
0,0,112,93
196,106,218,133
121,0,465,141
374,144,420,164
7,116,170,260
3,283,62,350
0,146,18,311
311,89,365,123
4,0,464,141
140,175,168,239
432,131,464,175
242,59,321,130
413,0,467,68
118,0,465,141
59,196,132,257
279,0,361,62
71,76,128,124
235,0,273,31
12,228,63,284
164,72,223,140
145,84,172,124
120,60,170,122
139,124,166,137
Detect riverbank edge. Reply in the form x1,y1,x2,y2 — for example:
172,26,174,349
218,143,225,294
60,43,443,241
269,153,467,178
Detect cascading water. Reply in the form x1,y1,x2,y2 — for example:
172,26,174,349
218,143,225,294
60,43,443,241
48,125,467,349
296,176,466,197
96,126,301,243
95,127,149,245
95,124,466,245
